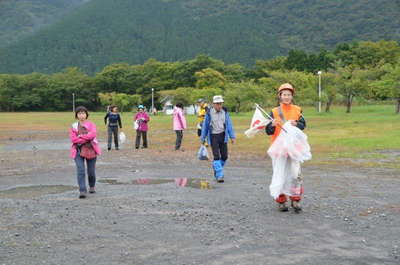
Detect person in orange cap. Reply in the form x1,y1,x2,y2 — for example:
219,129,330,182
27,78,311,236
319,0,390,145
265,83,307,212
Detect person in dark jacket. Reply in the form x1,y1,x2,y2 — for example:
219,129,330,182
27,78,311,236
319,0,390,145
201,95,235,183
104,105,122,151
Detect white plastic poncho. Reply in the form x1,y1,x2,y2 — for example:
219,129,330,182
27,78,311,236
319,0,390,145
267,121,312,199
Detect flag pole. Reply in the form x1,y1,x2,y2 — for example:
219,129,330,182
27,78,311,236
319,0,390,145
255,103,273,120
255,103,287,133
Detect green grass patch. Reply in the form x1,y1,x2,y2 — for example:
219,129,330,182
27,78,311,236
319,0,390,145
1,104,400,168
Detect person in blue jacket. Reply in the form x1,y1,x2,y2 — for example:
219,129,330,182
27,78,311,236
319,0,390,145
201,95,236,183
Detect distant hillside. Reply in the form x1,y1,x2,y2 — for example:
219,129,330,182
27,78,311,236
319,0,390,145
0,0,89,48
0,0,399,74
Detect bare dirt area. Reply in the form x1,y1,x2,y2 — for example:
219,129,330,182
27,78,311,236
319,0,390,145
0,133,399,265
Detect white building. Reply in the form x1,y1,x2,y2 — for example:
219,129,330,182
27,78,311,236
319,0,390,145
160,96,198,115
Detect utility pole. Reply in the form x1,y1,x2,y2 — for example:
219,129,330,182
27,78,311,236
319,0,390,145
151,88,154,115
72,93,76,113
317,71,322,112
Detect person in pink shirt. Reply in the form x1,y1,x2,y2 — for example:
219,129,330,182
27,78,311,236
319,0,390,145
69,106,101,199
173,103,187,150
134,105,150,149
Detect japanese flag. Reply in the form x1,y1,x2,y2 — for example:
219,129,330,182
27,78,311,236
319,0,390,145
245,107,271,138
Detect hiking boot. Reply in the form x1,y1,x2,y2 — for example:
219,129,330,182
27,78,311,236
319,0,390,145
278,202,289,212
89,187,96,194
291,201,302,213
79,192,87,199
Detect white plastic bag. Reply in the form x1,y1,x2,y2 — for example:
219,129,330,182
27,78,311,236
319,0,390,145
119,131,126,144
197,145,209,160
267,122,311,163
133,120,139,130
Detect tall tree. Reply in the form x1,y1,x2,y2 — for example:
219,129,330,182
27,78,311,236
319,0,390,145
195,68,226,90
337,66,369,113
371,62,400,113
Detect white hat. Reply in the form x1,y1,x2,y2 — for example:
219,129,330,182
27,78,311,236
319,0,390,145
213,95,224,103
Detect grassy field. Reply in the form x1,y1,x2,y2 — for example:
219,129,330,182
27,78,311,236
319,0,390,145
1,104,399,168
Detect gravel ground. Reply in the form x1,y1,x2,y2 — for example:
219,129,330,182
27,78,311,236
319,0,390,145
0,139,399,265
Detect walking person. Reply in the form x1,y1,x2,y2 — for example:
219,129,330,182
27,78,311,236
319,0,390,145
69,106,101,199
201,95,236,183
197,98,208,137
173,103,187,150
104,105,122,151
134,105,150,149
265,83,307,212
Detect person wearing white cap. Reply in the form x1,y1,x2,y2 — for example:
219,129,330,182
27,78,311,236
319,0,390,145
200,95,236,182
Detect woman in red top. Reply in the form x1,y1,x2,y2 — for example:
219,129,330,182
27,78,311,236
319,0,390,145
265,83,306,212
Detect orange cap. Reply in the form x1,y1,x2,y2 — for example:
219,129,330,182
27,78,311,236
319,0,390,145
278,83,295,94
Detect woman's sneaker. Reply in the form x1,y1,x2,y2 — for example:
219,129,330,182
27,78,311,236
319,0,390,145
278,202,289,212
79,192,87,199
291,201,302,213
89,187,96,193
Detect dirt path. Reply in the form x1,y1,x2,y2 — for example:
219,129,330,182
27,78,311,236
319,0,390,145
0,139,399,265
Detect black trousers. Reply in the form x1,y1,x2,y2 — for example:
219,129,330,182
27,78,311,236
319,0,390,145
210,133,228,161
107,126,119,149
135,130,148,148
175,130,183,150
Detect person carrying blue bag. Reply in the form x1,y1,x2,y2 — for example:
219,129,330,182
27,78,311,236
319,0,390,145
200,95,236,183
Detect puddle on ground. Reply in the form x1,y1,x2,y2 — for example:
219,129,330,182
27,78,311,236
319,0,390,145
1,140,108,152
98,178,212,189
98,178,172,185
0,185,76,199
1,140,70,152
175,178,212,189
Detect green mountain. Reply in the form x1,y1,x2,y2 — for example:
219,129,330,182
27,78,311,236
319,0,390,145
0,0,399,74
0,0,89,48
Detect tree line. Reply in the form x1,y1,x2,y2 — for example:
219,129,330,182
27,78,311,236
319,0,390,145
1,40,399,113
